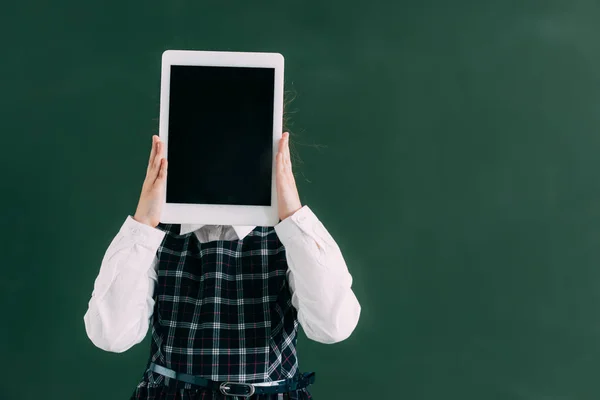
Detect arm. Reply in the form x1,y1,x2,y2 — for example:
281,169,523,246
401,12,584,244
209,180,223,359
274,205,361,344
83,216,165,353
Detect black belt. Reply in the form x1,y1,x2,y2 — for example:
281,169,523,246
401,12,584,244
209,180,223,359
149,362,315,398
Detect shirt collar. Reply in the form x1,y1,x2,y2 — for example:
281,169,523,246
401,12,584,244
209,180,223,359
179,224,256,240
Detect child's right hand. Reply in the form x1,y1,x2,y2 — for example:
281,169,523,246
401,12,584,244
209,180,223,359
133,135,168,228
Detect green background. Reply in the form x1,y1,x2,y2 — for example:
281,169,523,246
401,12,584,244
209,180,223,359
3,0,600,399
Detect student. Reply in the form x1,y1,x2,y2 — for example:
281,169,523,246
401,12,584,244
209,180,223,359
83,132,361,399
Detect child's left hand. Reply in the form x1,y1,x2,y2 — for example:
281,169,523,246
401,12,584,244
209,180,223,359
276,132,303,221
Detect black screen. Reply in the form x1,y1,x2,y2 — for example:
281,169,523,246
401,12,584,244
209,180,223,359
166,65,275,206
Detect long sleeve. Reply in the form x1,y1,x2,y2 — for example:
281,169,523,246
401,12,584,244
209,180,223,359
274,205,361,344
83,216,165,353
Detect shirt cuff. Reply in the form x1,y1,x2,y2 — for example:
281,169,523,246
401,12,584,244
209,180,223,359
121,215,166,251
274,205,317,244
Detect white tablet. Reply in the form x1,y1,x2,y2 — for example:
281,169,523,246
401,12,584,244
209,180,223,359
158,50,284,227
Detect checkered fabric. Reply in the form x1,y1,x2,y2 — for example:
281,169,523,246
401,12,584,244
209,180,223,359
130,223,312,400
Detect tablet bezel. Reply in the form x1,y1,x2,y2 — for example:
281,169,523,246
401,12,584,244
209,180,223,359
158,50,284,227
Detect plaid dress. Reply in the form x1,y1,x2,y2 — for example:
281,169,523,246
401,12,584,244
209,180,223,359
130,222,313,400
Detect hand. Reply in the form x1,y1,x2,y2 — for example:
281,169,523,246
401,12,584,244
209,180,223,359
133,135,168,228
276,132,303,221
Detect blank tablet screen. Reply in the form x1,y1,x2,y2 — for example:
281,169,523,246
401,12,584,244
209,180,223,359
166,65,275,206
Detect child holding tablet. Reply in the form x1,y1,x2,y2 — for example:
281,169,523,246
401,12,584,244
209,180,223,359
84,133,361,399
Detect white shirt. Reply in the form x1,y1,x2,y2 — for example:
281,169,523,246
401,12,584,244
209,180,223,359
83,205,361,353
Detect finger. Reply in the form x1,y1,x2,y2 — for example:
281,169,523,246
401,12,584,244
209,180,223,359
146,138,159,176
158,138,165,157
147,136,158,169
275,152,281,172
279,132,288,153
155,158,168,184
277,154,288,185
147,145,162,181
279,150,288,170
153,142,163,172
284,135,292,170
278,135,286,161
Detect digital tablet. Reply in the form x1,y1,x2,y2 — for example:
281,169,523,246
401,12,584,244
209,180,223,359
158,50,284,227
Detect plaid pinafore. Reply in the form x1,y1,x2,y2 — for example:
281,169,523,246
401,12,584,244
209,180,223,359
131,222,313,400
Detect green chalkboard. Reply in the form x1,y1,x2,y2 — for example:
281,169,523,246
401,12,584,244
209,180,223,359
3,1,600,399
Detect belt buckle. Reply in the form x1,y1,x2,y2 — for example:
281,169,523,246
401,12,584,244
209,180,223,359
219,382,255,398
